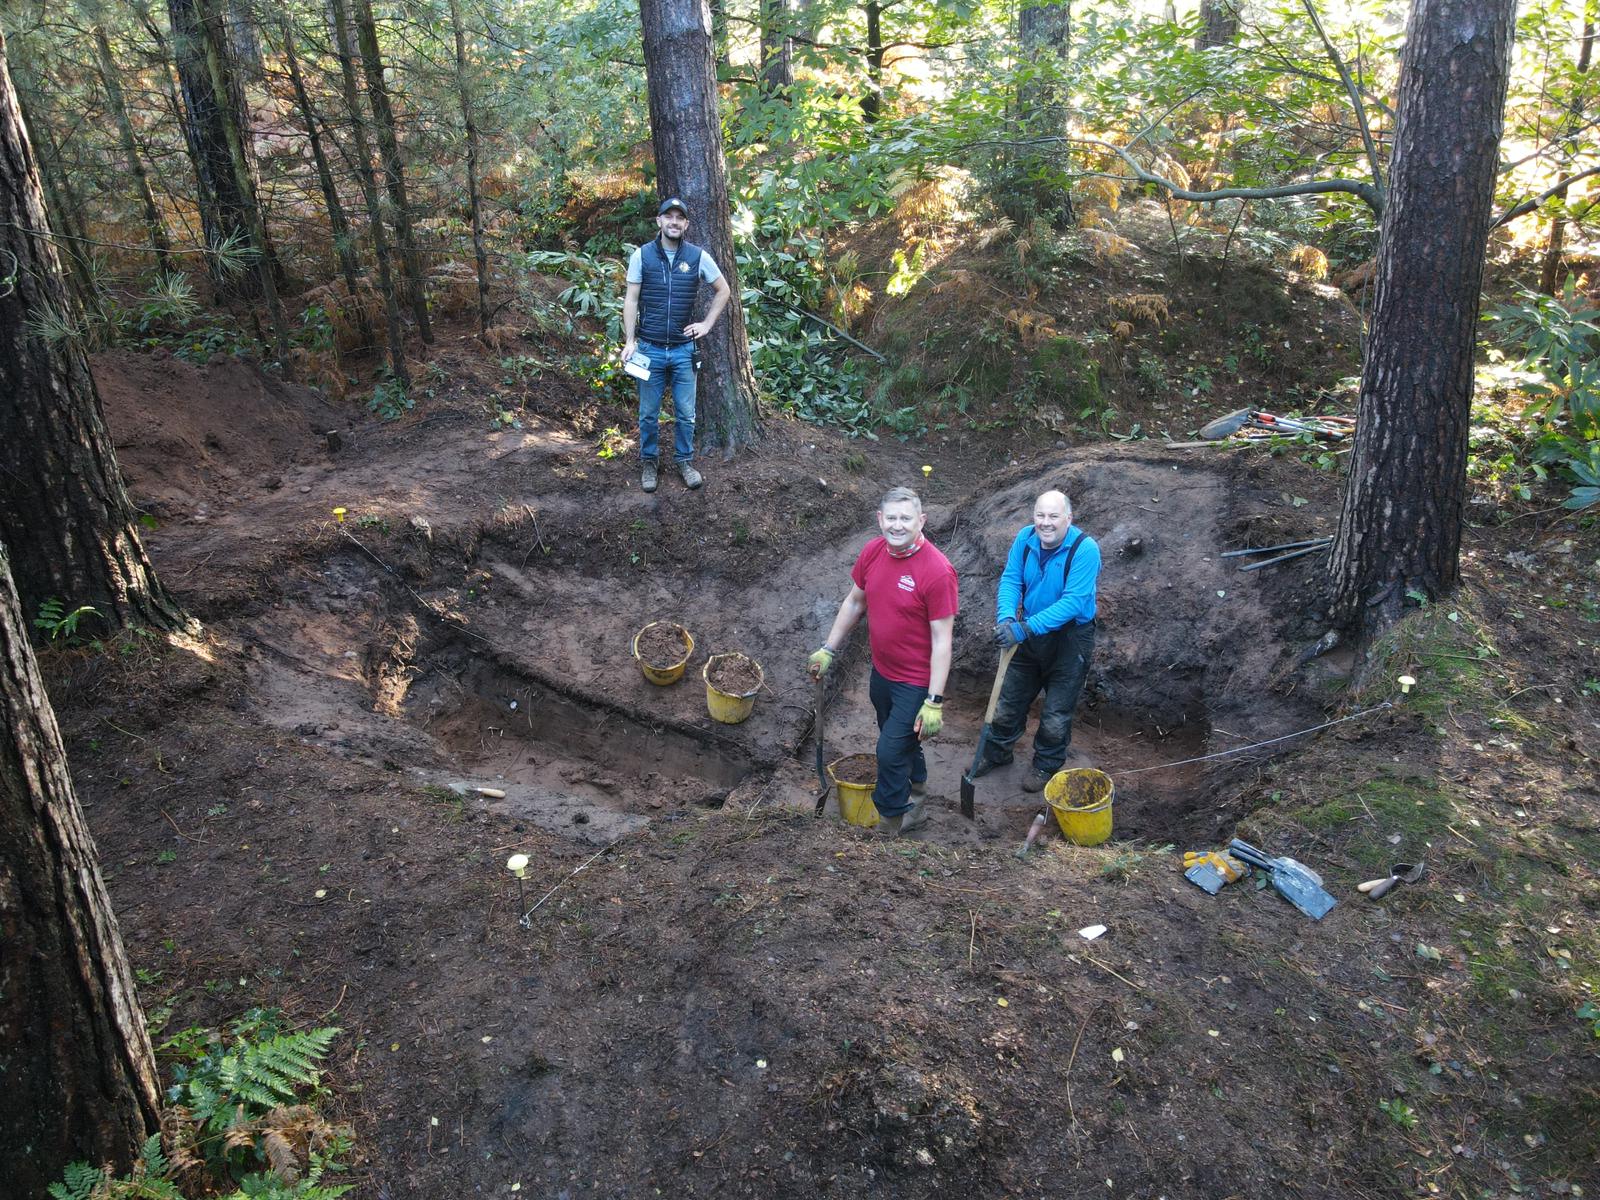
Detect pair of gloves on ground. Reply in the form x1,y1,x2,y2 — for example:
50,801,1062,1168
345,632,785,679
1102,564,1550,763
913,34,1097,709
807,647,943,737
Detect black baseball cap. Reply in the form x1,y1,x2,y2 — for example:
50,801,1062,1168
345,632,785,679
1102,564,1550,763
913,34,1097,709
658,197,690,217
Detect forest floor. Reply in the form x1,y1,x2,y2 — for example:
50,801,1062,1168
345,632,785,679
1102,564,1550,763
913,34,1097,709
43,227,1600,1200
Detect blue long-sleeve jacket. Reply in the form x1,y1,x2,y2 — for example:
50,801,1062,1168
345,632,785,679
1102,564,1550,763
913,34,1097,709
995,526,1100,635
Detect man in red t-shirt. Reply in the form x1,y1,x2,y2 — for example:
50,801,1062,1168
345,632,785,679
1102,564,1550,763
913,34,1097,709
808,487,959,835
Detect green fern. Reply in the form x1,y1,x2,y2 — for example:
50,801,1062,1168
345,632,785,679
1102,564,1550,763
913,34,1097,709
48,1161,106,1200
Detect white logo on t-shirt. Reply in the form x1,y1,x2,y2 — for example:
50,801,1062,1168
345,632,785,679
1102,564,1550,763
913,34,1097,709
898,574,916,592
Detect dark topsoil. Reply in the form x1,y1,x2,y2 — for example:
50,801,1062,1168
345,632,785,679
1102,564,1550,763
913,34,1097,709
50,307,1600,1200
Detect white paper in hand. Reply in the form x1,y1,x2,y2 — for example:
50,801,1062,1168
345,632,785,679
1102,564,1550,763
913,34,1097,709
623,351,651,381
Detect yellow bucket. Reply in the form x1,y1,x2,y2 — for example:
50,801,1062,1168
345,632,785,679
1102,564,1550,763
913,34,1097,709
827,754,879,828
703,653,763,724
632,622,694,686
1045,768,1114,846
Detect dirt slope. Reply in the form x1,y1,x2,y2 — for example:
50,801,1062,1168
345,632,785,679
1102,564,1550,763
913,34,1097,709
44,340,1600,1200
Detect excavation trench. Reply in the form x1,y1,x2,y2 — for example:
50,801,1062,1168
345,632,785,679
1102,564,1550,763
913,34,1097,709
402,648,760,842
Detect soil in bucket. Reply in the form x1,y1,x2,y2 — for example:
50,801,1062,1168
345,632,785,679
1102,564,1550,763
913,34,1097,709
637,622,690,669
704,653,764,724
706,653,762,695
828,753,879,828
1045,768,1114,846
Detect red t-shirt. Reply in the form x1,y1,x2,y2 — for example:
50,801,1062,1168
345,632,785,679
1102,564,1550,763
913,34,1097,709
850,537,960,688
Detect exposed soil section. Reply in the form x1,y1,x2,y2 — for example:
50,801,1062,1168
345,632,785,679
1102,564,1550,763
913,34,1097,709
42,330,1600,1200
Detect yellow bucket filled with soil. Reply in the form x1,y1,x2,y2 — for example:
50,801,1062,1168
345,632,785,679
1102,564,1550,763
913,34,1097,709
703,652,763,724
632,621,694,686
1045,768,1114,846
827,753,880,828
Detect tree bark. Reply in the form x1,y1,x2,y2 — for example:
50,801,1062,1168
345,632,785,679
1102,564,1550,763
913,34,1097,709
1195,0,1240,50
0,39,185,633
862,0,883,124
759,0,794,95
91,26,171,271
638,0,762,452
330,0,410,385
0,539,161,1194
1540,8,1595,294
9,77,98,317
280,16,372,347
448,0,491,336
1328,0,1517,633
1019,0,1069,118
166,0,275,300
196,0,291,367
352,0,433,343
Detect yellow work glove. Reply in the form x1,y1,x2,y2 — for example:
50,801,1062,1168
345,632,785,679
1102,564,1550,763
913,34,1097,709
916,699,943,739
807,647,835,679
1183,850,1247,884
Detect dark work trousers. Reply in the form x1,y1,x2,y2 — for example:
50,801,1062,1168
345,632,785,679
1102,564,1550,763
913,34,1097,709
985,621,1096,773
868,668,929,818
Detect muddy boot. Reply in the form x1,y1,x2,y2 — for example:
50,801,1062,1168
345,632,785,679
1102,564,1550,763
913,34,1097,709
968,752,1012,780
881,799,929,837
678,461,704,490
910,779,927,796
641,461,658,493
1022,767,1055,794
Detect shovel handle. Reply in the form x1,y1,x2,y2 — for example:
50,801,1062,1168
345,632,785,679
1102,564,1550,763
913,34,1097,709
984,644,1018,725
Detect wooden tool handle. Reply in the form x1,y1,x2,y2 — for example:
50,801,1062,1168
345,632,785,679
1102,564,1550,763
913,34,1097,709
984,645,1018,725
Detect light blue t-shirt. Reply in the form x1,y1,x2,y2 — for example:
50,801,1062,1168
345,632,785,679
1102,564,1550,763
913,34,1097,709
626,243,722,285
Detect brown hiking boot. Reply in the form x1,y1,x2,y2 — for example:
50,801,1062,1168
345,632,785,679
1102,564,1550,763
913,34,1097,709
1022,767,1055,794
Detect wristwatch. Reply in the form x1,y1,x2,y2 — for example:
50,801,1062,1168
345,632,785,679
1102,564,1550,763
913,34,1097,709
926,693,944,704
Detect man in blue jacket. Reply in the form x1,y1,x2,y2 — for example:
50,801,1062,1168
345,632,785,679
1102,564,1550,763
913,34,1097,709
620,197,732,493
973,489,1101,792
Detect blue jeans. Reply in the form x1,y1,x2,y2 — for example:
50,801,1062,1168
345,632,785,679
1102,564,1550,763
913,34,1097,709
869,669,929,818
636,341,696,463
986,621,1095,773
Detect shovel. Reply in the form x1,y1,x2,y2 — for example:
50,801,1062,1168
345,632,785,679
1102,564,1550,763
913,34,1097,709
1228,839,1338,920
811,676,831,817
960,645,1017,820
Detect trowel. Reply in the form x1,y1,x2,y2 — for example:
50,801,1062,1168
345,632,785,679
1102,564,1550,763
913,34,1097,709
1228,839,1338,920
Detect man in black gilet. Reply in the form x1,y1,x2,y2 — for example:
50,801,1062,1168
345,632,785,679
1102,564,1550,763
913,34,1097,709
620,198,732,493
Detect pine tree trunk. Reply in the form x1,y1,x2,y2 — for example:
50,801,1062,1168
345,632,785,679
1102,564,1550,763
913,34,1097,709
1019,0,1069,117
330,0,410,385
1540,12,1594,294
196,0,291,367
448,0,491,336
638,0,762,452
1016,0,1073,224
1195,0,1240,49
0,538,162,1192
352,0,433,343
759,0,793,95
0,540,161,1195
167,0,272,299
0,41,184,633
280,16,372,347
862,1,883,124
1328,0,1517,633
92,26,171,271
9,75,99,316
